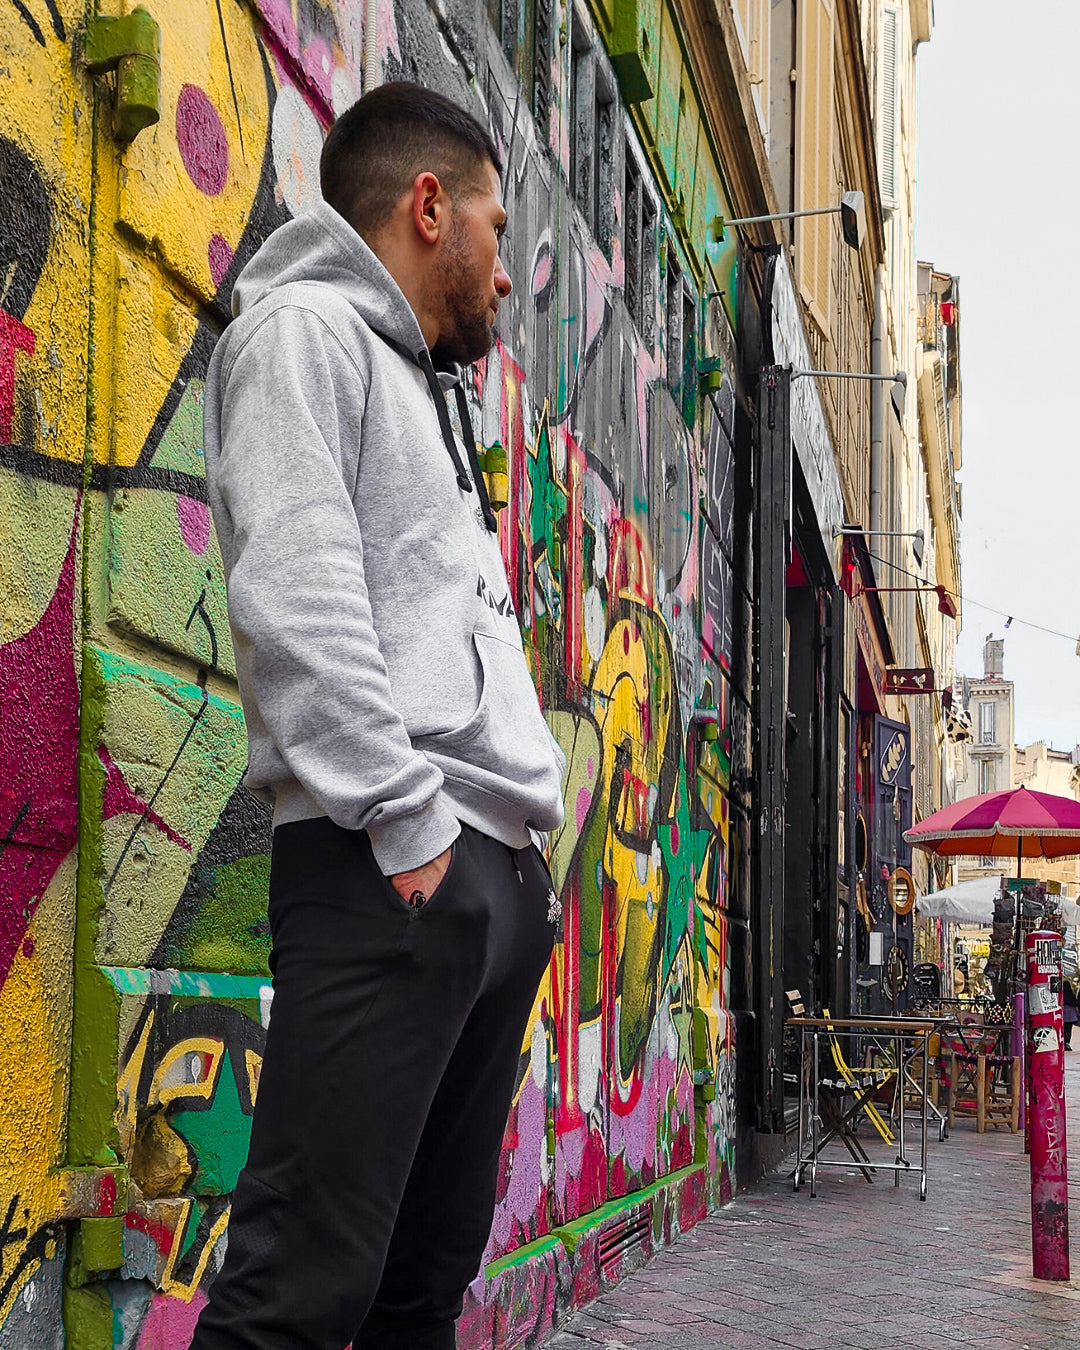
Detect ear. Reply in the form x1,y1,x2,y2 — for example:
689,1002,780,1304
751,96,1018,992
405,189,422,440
411,171,445,246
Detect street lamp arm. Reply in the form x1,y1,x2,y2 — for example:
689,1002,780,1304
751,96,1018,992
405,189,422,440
721,205,842,228
836,527,921,539
838,524,926,570
793,369,907,385
710,190,866,248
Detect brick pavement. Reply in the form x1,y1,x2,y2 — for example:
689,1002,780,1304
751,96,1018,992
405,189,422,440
545,1050,1080,1348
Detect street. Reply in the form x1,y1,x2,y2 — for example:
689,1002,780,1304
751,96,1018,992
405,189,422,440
546,1053,1080,1349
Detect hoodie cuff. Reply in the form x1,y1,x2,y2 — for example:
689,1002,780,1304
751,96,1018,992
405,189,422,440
366,797,462,876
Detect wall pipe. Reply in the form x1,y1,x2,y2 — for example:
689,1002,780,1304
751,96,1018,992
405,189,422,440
870,265,884,537
363,0,380,93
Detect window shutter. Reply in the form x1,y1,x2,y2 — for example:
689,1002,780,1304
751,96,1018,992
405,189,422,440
750,0,770,133
795,0,835,330
733,0,752,59
880,4,900,208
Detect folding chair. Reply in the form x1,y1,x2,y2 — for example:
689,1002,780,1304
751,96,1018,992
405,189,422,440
821,1009,896,1146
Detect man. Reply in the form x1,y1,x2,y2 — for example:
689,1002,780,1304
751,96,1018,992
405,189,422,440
190,82,566,1350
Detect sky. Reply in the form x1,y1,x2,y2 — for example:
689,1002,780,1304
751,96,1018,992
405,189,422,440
915,2,1080,751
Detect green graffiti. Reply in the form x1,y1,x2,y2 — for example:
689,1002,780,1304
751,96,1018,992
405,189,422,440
171,1050,253,1195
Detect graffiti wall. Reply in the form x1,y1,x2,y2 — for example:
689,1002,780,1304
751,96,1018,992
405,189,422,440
0,0,741,1344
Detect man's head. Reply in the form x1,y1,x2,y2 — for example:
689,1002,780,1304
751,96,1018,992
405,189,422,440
320,82,511,364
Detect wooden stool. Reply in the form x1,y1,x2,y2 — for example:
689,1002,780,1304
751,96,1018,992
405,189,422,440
978,1053,1020,1133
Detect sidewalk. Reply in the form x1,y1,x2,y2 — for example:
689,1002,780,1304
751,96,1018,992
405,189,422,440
545,1051,1080,1349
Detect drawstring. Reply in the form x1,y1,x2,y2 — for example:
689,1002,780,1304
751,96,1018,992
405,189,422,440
418,352,473,493
405,344,499,533
453,384,498,533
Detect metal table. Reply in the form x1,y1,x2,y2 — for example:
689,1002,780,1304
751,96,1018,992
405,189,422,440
788,1015,938,1201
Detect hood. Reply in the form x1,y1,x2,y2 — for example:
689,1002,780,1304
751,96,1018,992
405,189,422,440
231,201,430,362
229,201,492,529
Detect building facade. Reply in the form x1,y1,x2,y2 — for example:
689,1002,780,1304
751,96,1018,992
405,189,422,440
0,0,960,1345
954,635,1080,896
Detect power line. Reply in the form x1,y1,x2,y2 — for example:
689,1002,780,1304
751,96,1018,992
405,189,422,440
863,550,1080,646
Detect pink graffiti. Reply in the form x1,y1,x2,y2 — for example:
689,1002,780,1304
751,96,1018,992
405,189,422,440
208,233,234,289
0,505,79,990
135,1288,208,1349
575,786,591,833
0,500,193,993
177,494,211,554
0,307,36,442
99,746,191,851
259,0,345,122
177,85,228,196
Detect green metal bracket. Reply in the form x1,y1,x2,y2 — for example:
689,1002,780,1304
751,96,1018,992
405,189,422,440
84,6,161,143
610,0,657,103
481,443,509,512
699,366,723,397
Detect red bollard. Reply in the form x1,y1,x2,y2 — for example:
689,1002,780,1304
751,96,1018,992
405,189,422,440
1026,929,1070,1281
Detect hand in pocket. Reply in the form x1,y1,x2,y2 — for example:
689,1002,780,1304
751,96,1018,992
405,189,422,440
389,847,453,908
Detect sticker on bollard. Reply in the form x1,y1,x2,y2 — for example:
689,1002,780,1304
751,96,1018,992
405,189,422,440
1034,938,1058,973
1032,1024,1059,1054
1028,983,1058,1018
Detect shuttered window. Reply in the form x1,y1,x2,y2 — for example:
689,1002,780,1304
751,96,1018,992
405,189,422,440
795,0,835,330
733,0,752,52
750,0,770,132
733,0,770,135
880,4,900,208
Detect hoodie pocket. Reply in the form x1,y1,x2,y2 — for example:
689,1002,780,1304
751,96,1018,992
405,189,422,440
418,631,561,796
423,630,518,749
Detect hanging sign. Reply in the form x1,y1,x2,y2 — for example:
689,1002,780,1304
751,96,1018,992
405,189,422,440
878,726,909,786
884,667,936,694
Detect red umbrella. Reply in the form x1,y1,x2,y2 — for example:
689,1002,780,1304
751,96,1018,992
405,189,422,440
905,785,1080,875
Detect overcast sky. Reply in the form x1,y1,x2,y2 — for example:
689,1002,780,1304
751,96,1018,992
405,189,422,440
916,2,1080,751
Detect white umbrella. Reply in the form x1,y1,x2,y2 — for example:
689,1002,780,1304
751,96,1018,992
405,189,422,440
915,876,1080,928
915,875,1003,924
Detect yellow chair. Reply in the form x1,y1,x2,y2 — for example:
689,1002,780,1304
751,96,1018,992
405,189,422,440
821,1010,896,1146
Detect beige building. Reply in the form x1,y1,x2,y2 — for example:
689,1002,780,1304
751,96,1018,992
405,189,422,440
954,634,1080,895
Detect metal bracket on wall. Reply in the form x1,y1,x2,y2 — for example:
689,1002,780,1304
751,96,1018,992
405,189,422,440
83,5,161,143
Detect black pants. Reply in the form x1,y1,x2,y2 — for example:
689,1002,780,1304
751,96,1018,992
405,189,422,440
190,818,556,1350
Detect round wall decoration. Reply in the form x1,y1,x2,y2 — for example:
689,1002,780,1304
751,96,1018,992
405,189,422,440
889,866,916,916
887,943,910,998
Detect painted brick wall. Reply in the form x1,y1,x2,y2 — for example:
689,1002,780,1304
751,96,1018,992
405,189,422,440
0,0,741,1344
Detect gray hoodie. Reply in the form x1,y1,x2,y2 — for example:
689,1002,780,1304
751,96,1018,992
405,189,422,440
203,201,566,875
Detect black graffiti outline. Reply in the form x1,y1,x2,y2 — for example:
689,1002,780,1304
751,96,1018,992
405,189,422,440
0,1194,29,1278
185,581,220,672
0,1220,55,1314
7,0,65,46
215,0,246,158
104,685,210,896
0,800,31,864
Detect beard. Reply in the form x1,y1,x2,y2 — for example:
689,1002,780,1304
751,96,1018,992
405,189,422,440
429,219,497,367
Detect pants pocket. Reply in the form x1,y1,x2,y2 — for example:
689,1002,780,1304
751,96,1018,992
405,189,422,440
371,836,460,917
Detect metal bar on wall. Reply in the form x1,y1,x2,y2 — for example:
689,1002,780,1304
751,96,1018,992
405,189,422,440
753,363,790,1131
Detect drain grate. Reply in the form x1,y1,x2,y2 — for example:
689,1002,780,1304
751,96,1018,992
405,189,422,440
598,1209,651,1277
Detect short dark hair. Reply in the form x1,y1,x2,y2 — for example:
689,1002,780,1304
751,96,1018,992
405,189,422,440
320,82,502,239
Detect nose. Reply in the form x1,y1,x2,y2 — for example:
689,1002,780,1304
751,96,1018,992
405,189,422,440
495,255,512,299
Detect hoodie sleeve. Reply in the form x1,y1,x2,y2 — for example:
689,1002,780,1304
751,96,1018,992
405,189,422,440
211,304,461,874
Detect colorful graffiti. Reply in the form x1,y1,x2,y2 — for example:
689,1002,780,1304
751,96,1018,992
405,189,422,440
1,0,739,1344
